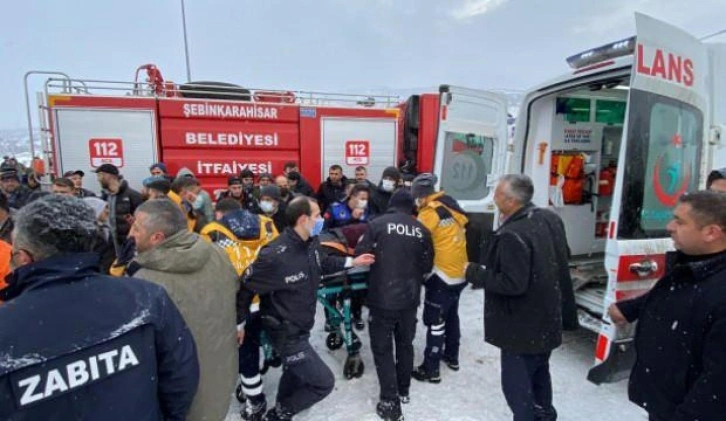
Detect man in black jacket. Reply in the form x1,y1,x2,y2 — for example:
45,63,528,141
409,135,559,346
286,171,315,198
258,185,288,233
316,165,348,214
238,196,374,420
466,174,578,421
0,192,13,243
370,166,402,215
240,169,261,214
95,164,144,257
356,189,433,421
0,195,199,421
609,191,726,421
275,175,296,205
354,166,376,191
64,170,96,198
0,168,31,210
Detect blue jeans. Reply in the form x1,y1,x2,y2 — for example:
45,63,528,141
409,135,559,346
501,350,556,421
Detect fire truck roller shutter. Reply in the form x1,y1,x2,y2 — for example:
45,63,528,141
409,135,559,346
179,81,252,101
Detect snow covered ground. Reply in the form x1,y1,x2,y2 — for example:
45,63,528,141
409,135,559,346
226,287,648,420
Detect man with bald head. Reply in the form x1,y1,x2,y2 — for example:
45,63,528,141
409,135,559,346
275,175,295,205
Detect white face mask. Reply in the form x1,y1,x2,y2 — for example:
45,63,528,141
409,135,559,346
356,200,368,210
192,195,204,209
260,200,276,214
381,179,395,192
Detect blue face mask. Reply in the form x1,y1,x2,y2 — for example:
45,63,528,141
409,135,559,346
310,217,325,237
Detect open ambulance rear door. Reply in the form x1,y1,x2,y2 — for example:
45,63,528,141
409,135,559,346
431,85,509,261
589,13,711,383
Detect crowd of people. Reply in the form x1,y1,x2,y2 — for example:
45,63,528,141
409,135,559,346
0,156,724,421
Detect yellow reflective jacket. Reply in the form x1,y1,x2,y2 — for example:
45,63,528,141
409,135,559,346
200,215,278,312
417,192,468,283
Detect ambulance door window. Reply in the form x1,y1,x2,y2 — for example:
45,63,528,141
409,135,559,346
439,132,495,201
618,89,703,239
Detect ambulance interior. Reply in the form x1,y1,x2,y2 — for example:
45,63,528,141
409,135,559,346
524,78,628,328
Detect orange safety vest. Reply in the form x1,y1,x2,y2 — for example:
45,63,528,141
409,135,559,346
0,240,13,304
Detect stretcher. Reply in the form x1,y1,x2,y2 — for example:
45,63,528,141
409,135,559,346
318,267,369,379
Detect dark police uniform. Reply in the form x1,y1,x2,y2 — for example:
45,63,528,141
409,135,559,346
238,228,346,415
356,198,433,402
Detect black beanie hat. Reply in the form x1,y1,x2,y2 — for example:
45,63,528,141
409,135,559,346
388,188,414,214
410,173,438,199
381,166,402,182
259,185,282,202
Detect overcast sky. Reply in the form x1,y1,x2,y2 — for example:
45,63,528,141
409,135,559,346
1,0,724,129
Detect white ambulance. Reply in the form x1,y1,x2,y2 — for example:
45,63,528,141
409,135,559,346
431,13,726,382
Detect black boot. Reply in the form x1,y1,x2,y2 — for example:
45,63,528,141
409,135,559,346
411,364,441,383
241,398,267,421
376,399,404,421
353,316,365,331
441,355,460,371
263,404,294,421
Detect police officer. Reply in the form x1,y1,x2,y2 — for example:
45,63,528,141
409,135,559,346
0,195,199,420
238,196,374,420
356,189,433,421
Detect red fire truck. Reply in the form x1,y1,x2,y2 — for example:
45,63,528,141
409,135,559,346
27,69,509,265
28,67,509,195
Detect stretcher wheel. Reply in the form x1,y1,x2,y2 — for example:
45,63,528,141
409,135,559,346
350,332,362,353
326,333,344,350
235,382,245,403
343,355,365,379
261,355,282,374
269,355,282,368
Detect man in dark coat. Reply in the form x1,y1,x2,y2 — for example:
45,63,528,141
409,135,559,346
356,189,433,420
0,195,199,421
0,192,13,244
64,170,96,198
466,174,578,421
316,165,348,214
95,164,144,257
370,166,402,215
0,168,31,210
258,185,288,233
354,166,376,191
286,171,315,198
609,190,726,421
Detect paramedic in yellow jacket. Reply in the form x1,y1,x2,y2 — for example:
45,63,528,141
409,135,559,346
409,173,469,384
200,198,278,420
